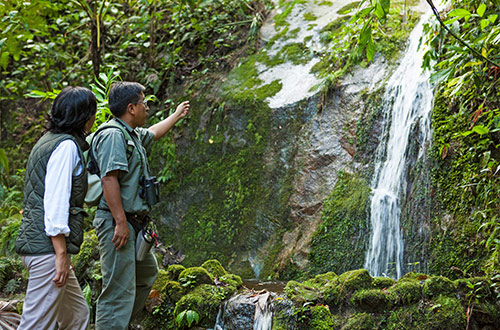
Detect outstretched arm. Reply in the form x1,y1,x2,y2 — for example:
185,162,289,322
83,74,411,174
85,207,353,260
149,101,190,140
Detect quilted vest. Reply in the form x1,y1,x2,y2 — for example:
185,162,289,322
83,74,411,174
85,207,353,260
15,132,88,255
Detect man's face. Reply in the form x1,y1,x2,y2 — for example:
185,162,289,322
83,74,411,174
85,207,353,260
134,94,149,127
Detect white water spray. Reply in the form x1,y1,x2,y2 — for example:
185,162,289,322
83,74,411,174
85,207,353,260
364,14,435,279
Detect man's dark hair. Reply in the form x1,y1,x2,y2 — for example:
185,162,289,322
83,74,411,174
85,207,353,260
108,81,146,117
47,86,97,138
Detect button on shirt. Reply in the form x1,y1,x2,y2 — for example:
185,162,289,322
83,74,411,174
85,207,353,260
93,118,155,214
44,139,83,237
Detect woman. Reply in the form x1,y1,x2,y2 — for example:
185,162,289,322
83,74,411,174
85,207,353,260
15,86,97,330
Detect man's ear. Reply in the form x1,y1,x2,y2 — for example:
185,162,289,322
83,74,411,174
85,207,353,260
127,103,136,115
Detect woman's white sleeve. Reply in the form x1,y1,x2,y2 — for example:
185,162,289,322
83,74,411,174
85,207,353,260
44,140,82,237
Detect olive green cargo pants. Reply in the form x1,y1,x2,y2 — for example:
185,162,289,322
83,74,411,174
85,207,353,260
94,211,158,330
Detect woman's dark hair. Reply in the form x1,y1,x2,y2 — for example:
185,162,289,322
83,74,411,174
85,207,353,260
47,87,97,138
108,81,145,117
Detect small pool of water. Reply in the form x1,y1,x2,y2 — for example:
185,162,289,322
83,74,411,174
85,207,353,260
242,279,287,293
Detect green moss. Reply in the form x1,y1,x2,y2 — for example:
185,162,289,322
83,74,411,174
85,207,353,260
201,259,227,278
305,271,338,288
422,276,456,298
373,276,396,289
72,229,100,282
352,289,394,312
310,305,335,329
343,312,377,330
218,273,242,288
161,280,184,302
173,284,226,328
273,0,307,28
338,269,373,292
167,264,186,281
309,172,371,275
303,12,317,21
277,43,312,65
152,269,170,292
284,280,321,304
454,277,492,298
178,267,214,288
387,280,422,305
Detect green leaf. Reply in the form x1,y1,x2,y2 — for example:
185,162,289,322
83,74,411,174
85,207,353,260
476,4,486,17
366,37,375,61
448,8,472,19
0,149,9,175
176,310,186,325
480,19,490,30
488,14,498,24
186,310,199,326
472,125,489,135
430,67,453,85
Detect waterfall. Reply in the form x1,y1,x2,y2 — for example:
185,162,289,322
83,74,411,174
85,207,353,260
364,14,435,279
213,291,274,330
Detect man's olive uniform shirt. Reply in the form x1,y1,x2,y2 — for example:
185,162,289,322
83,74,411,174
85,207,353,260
93,118,155,214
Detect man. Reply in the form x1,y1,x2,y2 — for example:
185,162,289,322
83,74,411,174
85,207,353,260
91,81,189,329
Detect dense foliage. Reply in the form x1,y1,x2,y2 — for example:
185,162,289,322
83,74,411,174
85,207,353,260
423,0,500,277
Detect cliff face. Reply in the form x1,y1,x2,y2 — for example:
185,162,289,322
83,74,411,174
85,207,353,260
154,0,428,279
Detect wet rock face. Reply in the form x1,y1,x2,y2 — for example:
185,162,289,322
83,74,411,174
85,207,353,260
216,292,275,330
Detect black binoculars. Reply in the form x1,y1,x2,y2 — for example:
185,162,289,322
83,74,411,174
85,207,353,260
139,175,160,206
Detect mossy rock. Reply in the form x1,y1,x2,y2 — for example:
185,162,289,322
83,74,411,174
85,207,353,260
472,301,500,328
272,298,297,330
351,289,394,312
387,294,465,329
424,295,466,329
161,280,184,303
422,276,455,298
72,229,100,281
201,259,227,278
218,273,243,288
152,269,169,292
372,276,396,289
305,271,338,288
284,280,322,305
310,305,336,330
337,269,373,293
167,264,185,281
398,271,428,282
454,277,492,299
387,280,422,305
178,267,214,288
342,312,376,330
173,284,224,328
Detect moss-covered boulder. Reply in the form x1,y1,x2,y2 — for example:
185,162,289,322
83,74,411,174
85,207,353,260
162,280,184,303
284,280,322,304
351,289,394,312
337,269,373,292
342,312,376,330
372,276,396,289
422,276,455,298
173,284,225,328
152,269,169,292
309,305,336,330
305,272,338,288
178,267,214,288
388,279,422,305
218,273,243,288
167,264,186,281
72,229,100,281
201,259,227,278
272,297,297,330
454,277,492,299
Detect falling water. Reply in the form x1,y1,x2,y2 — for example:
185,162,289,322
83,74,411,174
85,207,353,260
364,14,435,279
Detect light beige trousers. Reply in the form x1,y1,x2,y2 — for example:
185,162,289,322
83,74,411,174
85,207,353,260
18,254,89,330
